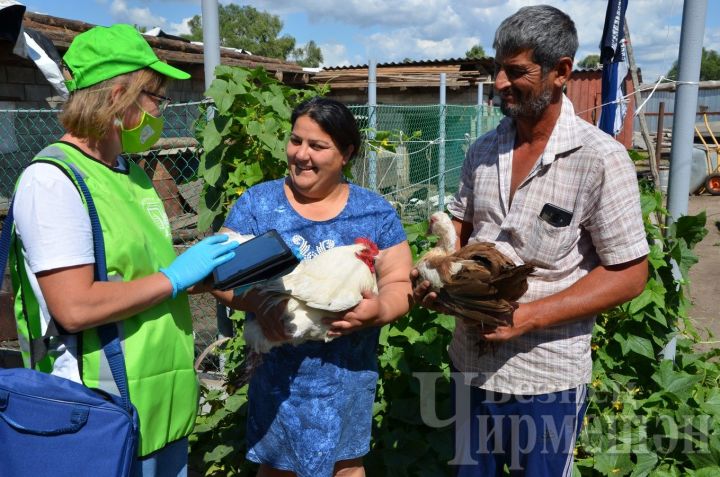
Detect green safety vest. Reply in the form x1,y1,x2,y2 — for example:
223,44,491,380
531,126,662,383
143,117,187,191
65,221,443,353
9,142,198,456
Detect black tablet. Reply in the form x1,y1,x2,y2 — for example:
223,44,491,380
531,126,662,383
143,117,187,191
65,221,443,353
212,230,299,291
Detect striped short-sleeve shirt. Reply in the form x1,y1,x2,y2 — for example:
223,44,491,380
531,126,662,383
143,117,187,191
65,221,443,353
446,95,649,395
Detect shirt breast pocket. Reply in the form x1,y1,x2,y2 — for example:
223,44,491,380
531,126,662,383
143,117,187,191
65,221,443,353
526,215,577,265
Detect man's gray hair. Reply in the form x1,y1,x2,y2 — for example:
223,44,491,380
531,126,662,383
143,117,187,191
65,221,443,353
493,5,578,72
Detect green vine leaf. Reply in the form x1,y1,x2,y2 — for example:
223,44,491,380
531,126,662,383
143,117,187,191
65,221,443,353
194,66,322,232
204,444,234,462
631,451,659,477
625,335,656,360
652,361,703,396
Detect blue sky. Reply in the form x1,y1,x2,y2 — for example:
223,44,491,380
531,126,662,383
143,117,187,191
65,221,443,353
23,0,720,83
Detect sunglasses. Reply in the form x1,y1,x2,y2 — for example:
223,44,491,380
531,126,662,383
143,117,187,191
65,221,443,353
142,90,172,113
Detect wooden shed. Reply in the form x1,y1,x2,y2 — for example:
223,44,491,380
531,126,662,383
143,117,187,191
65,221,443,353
566,68,635,149
313,58,495,105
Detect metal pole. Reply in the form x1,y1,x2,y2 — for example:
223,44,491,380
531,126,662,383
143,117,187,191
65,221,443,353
368,59,378,191
201,0,221,92
202,0,230,365
438,73,447,211
662,0,707,362
666,0,707,223
477,83,484,138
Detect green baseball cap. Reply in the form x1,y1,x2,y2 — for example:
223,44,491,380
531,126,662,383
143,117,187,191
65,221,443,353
63,24,190,92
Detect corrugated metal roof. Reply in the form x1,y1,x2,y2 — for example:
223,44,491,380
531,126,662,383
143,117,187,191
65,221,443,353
322,59,605,74
321,57,494,71
638,80,720,91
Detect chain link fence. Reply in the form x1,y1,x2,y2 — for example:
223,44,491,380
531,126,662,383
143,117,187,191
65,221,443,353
349,104,503,222
0,101,503,372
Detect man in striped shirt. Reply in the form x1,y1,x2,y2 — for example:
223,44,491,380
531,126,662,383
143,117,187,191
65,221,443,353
414,5,649,476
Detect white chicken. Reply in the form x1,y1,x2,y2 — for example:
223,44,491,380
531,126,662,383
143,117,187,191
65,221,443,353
415,212,533,328
222,231,380,353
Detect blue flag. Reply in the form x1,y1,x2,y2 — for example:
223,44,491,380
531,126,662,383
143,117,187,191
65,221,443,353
598,0,629,137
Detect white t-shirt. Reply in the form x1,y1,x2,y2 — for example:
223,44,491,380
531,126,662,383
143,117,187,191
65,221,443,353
13,162,94,381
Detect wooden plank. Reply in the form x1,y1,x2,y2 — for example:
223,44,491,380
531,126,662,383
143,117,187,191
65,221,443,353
178,179,203,214
22,13,305,75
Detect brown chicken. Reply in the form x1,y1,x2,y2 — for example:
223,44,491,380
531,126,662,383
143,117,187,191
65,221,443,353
415,212,534,328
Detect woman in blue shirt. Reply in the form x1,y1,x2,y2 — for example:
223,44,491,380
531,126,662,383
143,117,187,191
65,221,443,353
214,97,413,477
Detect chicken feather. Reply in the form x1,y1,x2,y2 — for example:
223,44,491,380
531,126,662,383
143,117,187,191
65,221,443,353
415,212,533,328
234,237,379,353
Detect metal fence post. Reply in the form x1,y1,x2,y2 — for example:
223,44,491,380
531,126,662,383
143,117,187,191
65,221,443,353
368,59,378,191
662,0,708,362
201,0,231,368
477,82,484,138
438,73,447,211
666,0,706,223
201,0,220,93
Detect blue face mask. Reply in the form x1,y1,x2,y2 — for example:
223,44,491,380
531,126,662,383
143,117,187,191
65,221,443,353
119,109,164,153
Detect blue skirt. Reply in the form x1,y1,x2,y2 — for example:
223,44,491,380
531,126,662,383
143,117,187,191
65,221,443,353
246,329,380,477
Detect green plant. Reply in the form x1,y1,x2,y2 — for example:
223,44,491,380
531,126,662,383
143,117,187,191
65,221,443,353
364,128,422,153
188,313,255,476
364,222,457,476
574,183,720,476
195,65,326,232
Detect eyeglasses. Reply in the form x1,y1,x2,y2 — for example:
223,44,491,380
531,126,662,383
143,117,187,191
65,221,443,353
142,90,172,113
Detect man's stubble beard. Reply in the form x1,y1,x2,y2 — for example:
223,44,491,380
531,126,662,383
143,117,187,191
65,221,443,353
499,86,553,119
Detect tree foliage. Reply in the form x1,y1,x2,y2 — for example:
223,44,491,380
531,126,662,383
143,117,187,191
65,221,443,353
183,4,300,60
192,66,327,232
290,40,324,68
465,44,486,59
667,48,720,81
578,54,601,69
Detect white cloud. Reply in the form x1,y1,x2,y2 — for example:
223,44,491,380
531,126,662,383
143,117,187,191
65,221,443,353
318,43,350,67
706,28,720,54
110,0,166,28
250,0,715,82
245,0,470,28
167,16,193,36
102,0,716,82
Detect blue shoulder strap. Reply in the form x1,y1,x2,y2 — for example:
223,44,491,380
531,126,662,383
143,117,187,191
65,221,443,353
0,164,132,412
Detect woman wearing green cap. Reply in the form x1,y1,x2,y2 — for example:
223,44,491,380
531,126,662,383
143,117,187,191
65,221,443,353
8,24,237,476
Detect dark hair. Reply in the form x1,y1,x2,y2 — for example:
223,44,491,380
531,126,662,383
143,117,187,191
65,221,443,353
291,97,361,161
493,5,578,73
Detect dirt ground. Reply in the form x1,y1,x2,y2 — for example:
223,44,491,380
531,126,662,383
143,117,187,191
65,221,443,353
686,195,720,351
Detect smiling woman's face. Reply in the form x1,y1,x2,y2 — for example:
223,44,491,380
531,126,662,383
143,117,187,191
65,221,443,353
286,115,350,200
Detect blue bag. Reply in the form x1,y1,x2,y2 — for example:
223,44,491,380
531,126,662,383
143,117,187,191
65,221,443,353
0,162,139,477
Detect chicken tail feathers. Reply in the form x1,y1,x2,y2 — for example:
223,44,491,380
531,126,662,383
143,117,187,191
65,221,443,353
230,350,264,388
435,290,513,327
490,264,535,301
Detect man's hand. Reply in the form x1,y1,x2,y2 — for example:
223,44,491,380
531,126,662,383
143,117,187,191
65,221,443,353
410,268,452,315
479,303,535,342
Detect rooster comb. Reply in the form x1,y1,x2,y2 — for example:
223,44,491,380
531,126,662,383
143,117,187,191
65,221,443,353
354,237,379,255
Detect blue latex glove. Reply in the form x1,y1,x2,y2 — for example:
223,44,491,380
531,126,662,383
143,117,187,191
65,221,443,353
160,234,238,298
